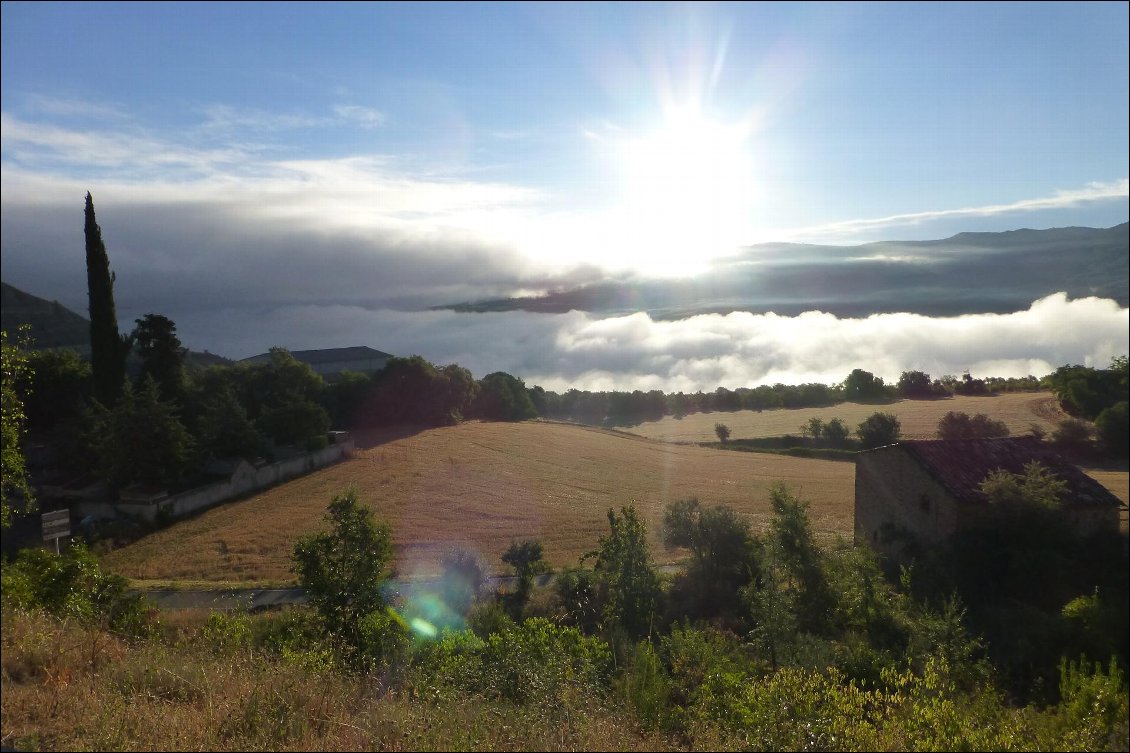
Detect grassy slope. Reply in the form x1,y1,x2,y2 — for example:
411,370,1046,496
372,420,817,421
102,421,855,585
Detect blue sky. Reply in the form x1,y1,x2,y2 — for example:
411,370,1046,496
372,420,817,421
2,2,1127,388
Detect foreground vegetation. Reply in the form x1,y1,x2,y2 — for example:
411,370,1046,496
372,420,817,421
4,480,1127,752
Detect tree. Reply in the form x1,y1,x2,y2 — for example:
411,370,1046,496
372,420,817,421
856,411,901,449
473,371,537,422
591,505,662,638
980,460,1067,511
714,423,731,443
95,376,194,488
1046,357,1128,421
241,348,330,447
502,539,549,613
823,417,851,446
936,411,1010,440
194,385,263,460
897,370,934,398
292,488,401,664
841,369,889,402
662,498,760,624
1094,401,1128,456
2,329,35,527
132,313,186,403
800,416,824,439
84,193,130,406
765,483,833,634
24,348,91,430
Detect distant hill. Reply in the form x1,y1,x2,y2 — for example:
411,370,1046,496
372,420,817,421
438,223,1130,319
0,281,233,368
1,281,91,352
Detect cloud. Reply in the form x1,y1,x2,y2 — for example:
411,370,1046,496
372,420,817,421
332,104,386,128
152,293,1127,395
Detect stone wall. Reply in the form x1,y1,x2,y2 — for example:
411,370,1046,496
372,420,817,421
79,438,354,523
854,446,963,553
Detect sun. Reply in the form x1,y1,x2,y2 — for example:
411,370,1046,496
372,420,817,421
609,107,758,276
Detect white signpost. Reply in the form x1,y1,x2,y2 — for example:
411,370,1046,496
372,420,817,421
41,509,71,554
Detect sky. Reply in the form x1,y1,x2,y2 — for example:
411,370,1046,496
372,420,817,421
2,2,1127,391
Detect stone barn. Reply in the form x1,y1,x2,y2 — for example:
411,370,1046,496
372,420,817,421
855,437,1123,555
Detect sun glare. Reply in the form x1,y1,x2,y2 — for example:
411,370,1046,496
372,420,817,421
609,108,758,276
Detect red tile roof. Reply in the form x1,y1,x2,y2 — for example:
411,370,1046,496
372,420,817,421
867,437,1122,509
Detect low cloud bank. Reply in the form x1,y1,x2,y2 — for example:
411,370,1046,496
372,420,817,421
159,292,1126,393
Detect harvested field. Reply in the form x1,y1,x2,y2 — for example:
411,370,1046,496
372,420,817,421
101,421,856,585
626,391,1072,443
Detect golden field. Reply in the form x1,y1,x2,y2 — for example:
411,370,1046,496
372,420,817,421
102,392,1128,586
102,421,856,585
624,391,1072,443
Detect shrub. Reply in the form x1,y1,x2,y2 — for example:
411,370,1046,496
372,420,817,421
937,411,1010,439
479,618,612,704
291,487,402,669
1,541,155,638
857,412,901,449
714,423,731,443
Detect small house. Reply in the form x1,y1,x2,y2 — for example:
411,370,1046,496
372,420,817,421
855,437,1123,555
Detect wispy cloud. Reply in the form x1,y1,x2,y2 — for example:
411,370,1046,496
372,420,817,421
23,94,129,121
785,180,1130,242
332,104,386,128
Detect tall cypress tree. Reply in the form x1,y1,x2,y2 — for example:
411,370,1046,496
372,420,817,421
85,192,128,405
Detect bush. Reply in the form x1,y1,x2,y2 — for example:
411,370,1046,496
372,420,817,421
291,487,400,669
857,412,901,449
1,542,155,638
479,618,613,704
936,411,1010,440
1094,401,1128,456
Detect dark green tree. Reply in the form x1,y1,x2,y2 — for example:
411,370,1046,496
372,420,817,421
132,313,186,403
857,411,901,449
841,369,890,402
292,488,403,666
95,375,194,488
502,539,549,610
84,193,130,406
473,371,538,421
24,348,92,430
936,411,1010,440
897,369,934,398
1094,401,1128,456
194,385,263,460
765,483,833,634
823,417,851,446
591,505,662,639
663,498,761,625
714,422,731,443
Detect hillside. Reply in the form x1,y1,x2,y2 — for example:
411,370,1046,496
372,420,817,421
101,421,857,585
0,280,233,368
1,280,90,351
438,224,1130,319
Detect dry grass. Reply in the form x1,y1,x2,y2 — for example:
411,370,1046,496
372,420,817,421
1,609,672,752
102,421,856,585
626,391,1072,443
